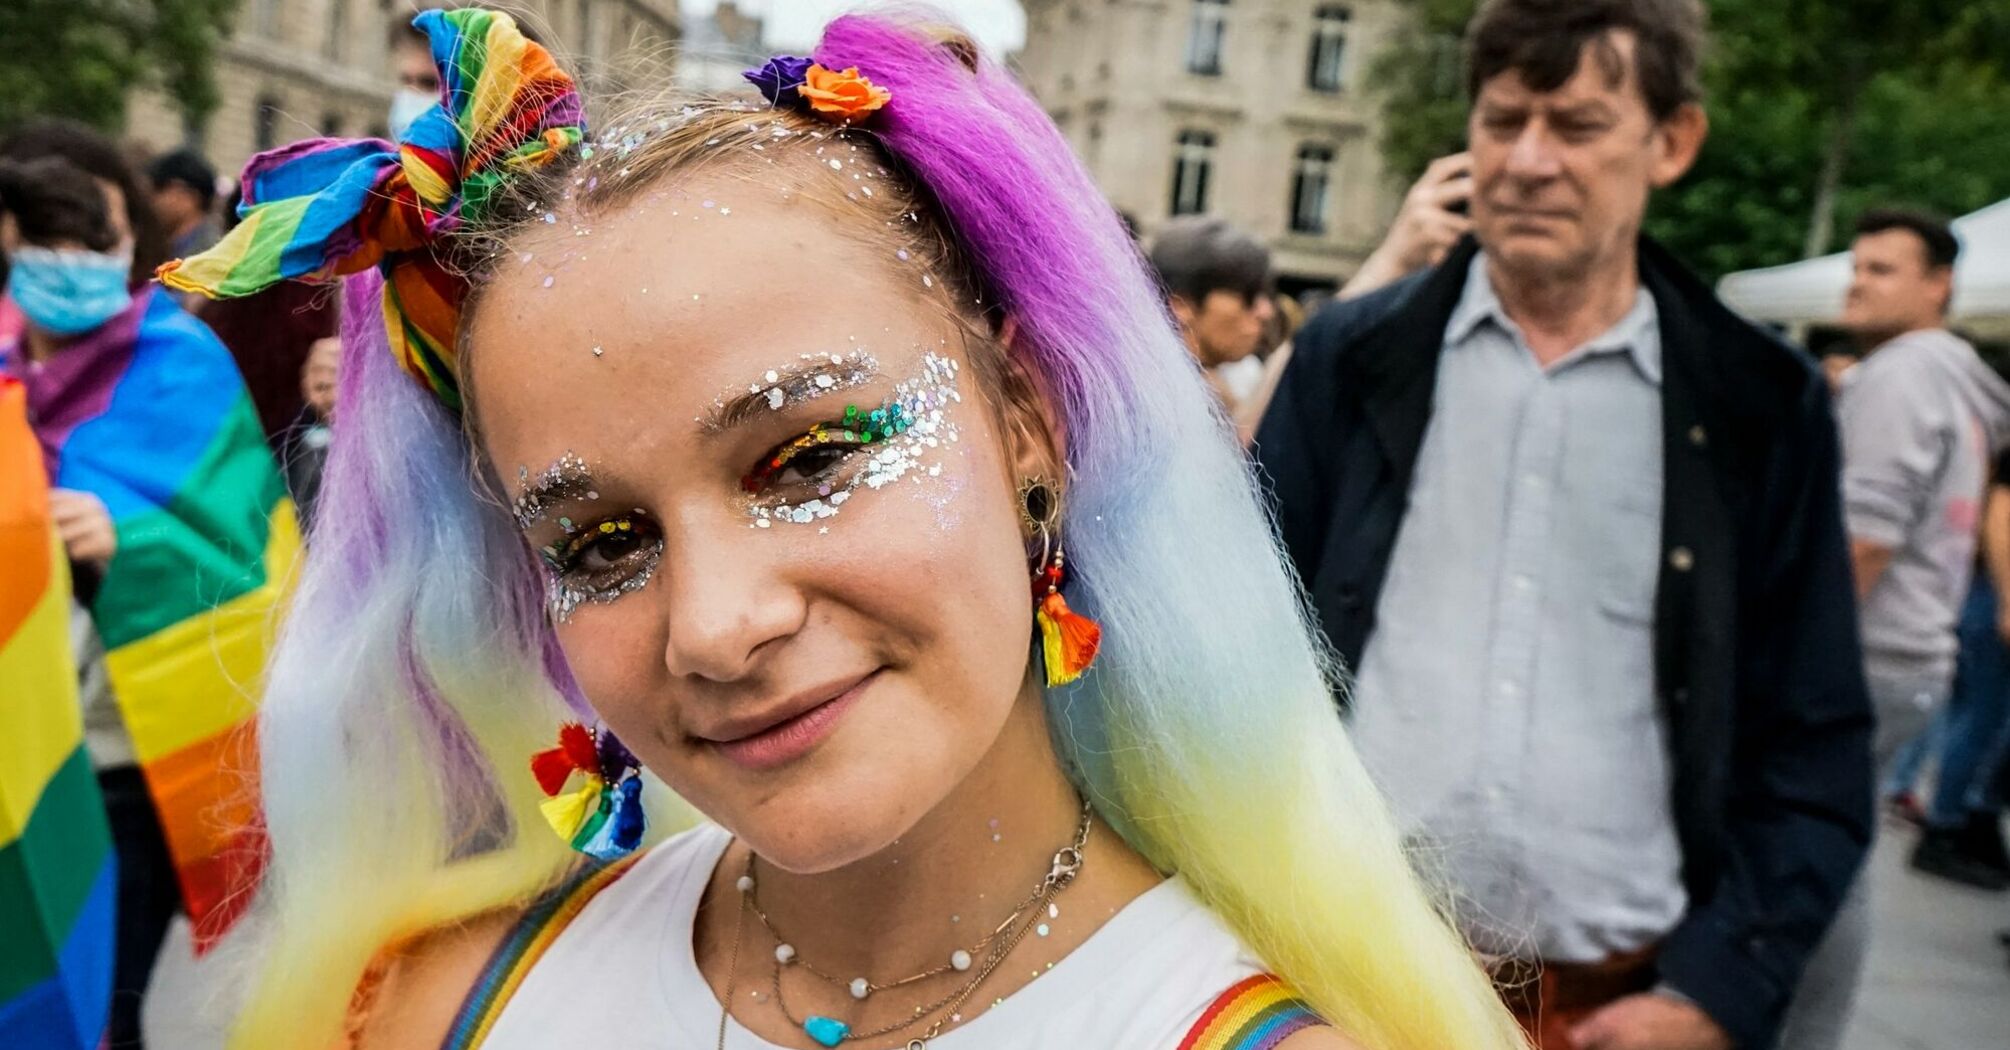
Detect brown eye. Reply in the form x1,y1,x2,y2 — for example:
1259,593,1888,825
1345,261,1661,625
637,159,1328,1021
772,443,860,486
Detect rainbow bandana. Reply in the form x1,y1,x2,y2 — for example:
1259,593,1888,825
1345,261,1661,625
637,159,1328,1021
158,8,584,412
0,378,116,1048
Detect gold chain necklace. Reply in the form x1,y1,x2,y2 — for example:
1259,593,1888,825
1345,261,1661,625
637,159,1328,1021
716,802,1092,1050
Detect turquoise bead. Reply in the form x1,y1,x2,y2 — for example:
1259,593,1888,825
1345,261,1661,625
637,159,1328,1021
804,1016,850,1046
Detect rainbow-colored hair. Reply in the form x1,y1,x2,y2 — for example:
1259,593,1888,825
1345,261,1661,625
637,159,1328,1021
234,12,1526,1050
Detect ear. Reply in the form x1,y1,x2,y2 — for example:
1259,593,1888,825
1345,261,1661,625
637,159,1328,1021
1649,102,1709,189
1167,294,1198,330
1929,266,1956,316
994,317,1069,492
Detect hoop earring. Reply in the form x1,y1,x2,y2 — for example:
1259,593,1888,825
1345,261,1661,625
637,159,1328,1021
1021,478,1102,687
530,722,647,861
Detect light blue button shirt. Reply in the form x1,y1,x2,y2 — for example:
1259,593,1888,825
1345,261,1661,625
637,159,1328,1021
1349,255,1686,963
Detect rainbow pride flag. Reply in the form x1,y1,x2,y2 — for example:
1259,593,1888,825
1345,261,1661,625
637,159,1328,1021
4,287,298,946
0,376,115,1049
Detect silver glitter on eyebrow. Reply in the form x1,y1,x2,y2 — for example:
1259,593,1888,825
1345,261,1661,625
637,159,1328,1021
700,352,882,433
512,451,595,529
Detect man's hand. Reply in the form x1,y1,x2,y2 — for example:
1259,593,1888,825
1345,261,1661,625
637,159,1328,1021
1567,993,1733,1050
50,489,117,567
1340,152,1473,299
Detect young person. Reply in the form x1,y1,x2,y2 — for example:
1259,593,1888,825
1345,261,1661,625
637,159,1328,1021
164,9,1526,1050
0,153,294,1049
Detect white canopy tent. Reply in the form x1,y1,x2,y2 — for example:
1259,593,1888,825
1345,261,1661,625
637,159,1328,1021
1717,198,2010,338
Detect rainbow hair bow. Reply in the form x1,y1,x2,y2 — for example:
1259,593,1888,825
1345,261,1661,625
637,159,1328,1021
530,723,647,861
157,8,583,412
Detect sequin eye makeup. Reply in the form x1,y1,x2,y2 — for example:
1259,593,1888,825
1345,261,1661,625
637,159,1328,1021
539,514,665,621
513,452,664,621
742,350,962,529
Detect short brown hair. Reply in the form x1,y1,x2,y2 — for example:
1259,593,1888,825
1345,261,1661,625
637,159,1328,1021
1465,0,1706,121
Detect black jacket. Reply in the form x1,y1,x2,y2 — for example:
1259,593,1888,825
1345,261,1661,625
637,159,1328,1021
1254,238,1873,1049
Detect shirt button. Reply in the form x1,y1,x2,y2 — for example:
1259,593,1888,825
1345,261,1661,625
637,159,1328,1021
1689,424,1708,447
1513,575,1535,591
1484,785,1505,803
1669,547,1695,572
1497,680,1520,698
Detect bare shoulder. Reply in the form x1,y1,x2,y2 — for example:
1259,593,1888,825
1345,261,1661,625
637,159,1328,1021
1276,1026,1369,1050
350,909,520,1050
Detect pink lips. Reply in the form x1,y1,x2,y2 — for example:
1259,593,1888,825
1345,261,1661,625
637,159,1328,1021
707,672,877,771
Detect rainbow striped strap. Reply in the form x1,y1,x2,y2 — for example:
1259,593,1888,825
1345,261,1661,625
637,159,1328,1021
439,856,640,1048
1177,973,1326,1050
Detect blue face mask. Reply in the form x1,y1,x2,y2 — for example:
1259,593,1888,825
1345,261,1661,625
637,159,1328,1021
388,88,435,140
6,245,134,337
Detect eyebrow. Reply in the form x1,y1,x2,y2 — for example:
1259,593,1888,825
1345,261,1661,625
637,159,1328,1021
511,451,597,529
700,355,883,434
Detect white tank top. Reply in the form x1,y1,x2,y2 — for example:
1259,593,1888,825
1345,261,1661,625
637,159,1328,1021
479,823,1270,1048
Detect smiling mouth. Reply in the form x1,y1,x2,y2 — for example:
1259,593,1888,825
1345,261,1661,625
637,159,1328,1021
702,670,880,771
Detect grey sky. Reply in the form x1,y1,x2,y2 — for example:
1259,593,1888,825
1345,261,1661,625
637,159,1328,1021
680,0,1026,54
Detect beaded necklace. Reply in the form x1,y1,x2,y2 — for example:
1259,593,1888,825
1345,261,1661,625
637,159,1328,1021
716,802,1093,1049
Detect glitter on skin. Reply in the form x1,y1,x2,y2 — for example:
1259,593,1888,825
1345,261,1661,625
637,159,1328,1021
701,352,881,433
511,451,594,529
740,351,962,530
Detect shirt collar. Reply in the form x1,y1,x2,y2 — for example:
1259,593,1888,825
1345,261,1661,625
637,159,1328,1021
1445,254,1663,385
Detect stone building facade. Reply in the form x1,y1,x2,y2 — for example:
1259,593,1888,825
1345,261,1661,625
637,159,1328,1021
124,0,679,180
1017,0,1411,295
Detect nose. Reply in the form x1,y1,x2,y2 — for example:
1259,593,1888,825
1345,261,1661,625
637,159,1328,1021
655,518,808,682
1504,123,1563,182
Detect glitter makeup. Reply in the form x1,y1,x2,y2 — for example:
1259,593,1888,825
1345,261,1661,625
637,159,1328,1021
512,451,595,529
539,516,664,622
740,350,962,529
702,351,881,432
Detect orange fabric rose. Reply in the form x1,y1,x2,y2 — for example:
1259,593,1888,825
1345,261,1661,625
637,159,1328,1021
798,64,892,122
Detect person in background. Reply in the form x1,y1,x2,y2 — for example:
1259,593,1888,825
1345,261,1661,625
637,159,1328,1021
0,120,174,352
1146,215,1274,411
1255,1,1873,1047
1826,209,2010,906
1780,209,2010,1049
146,148,221,260
1904,453,2010,890
0,152,297,1050
1234,153,1473,443
281,335,339,533
389,20,442,139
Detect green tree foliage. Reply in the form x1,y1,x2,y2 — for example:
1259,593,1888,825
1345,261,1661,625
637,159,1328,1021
1371,0,2010,281
0,0,240,137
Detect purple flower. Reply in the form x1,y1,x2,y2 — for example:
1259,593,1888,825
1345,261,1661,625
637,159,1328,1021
744,54,814,106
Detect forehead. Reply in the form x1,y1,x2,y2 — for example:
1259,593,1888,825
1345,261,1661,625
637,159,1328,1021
1855,228,1932,267
464,173,955,464
1475,30,1643,111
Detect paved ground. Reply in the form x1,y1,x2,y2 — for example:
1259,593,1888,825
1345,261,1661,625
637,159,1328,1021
149,828,2009,1048
1838,821,2009,1050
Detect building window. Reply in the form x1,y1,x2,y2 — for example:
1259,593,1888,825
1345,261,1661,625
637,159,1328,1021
1185,0,1228,76
1308,6,1351,92
1171,130,1216,216
1290,145,1336,234
254,94,282,151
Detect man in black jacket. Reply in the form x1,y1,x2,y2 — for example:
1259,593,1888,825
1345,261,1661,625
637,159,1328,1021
1254,2,1872,1048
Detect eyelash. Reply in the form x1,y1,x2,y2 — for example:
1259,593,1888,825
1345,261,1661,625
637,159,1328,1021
542,516,664,608
741,400,914,494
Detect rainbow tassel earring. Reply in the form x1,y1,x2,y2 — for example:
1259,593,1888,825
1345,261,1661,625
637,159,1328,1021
1023,478,1102,687
530,723,647,861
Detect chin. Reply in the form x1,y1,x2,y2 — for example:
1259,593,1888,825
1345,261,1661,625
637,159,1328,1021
703,735,966,874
